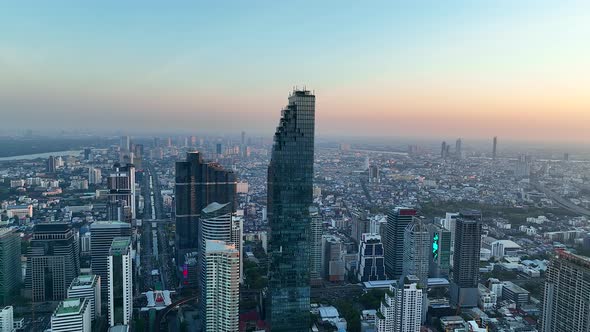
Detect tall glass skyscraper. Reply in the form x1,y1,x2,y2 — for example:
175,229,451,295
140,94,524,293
267,89,315,331
385,207,417,280
175,152,237,263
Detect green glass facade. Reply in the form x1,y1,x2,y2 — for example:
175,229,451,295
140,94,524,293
267,90,315,331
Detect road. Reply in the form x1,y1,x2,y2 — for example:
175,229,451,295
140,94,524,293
533,182,590,216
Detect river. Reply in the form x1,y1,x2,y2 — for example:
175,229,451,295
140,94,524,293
0,150,82,161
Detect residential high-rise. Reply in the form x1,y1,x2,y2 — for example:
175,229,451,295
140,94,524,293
198,202,242,288
0,229,21,305
90,221,131,299
201,240,240,332
47,156,56,173
310,206,323,285
351,209,370,244
492,136,497,159
427,223,452,278
267,89,315,331
542,250,590,332
175,151,237,263
0,306,14,332
323,236,345,282
51,298,91,332
357,233,386,282
375,275,423,332
107,163,136,221
107,237,133,327
403,218,430,287
88,167,102,185
450,210,482,308
26,223,79,302
385,207,417,280
67,275,101,321
369,165,380,183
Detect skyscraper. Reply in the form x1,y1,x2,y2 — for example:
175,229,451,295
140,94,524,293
440,141,447,159
175,152,237,263
47,156,56,173
198,201,242,294
107,163,136,221
107,237,133,327
492,136,497,159
51,298,91,332
309,206,323,285
357,233,386,282
455,138,462,159
375,275,423,332
67,274,101,321
201,240,240,332
267,89,315,331
427,223,452,278
120,136,130,152
26,223,79,302
450,210,482,308
0,229,21,305
90,221,131,298
403,218,430,287
542,250,590,332
385,207,417,280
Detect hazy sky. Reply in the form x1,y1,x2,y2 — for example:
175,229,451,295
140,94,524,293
1,1,589,142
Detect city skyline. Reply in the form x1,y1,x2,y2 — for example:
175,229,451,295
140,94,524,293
2,1,590,142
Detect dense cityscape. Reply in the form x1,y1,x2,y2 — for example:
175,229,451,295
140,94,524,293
0,88,589,331
3,2,590,331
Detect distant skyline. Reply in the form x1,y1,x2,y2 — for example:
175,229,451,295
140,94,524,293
1,1,589,142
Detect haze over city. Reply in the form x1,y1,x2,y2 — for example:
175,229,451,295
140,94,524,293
2,1,590,142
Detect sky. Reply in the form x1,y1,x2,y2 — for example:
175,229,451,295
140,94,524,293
1,1,589,142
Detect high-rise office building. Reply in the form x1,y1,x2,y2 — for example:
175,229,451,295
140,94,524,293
450,210,482,308
26,223,79,302
492,136,497,159
67,275,101,321
0,229,21,305
90,221,131,298
107,237,133,327
403,218,430,287
267,89,315,331
201,240,240,332
175,152,237,263
375,275,423,332
455,138,462,159
310,206,323,285
357,233,386,282
542,250,590,332
515,154,532,178
427,223,452,278
0,306,14,332
107,163,136,221
440,141,447,159
47,156,56,173
385,207,417,280
51,298,91,332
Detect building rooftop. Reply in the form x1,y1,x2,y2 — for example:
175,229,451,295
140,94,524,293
202,202,231,215
91,220,131,229
70,274,98,288
109,237,131,255
55,298,85,316
205,239,236,253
